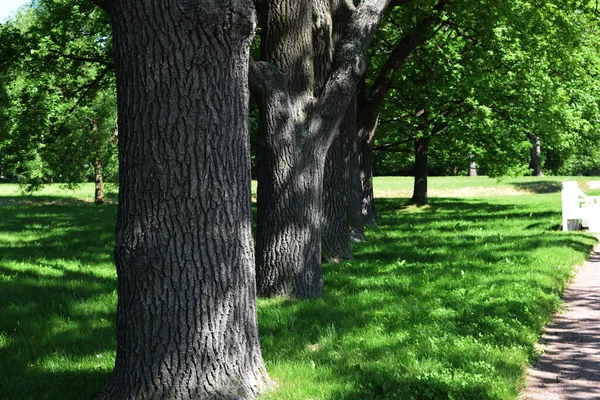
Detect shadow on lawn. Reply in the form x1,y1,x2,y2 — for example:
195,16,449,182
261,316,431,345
259,197,595,399
0,201,117,400
0,192,118,207
0,196,595,400
510,180,562,194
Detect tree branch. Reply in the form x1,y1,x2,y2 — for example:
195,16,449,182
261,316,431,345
249,58,289,101
309,0,393,154
67,66,111,113
48,49,114,68
367,0,450,110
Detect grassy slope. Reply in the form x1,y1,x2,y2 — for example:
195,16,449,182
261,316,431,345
0,179,597,399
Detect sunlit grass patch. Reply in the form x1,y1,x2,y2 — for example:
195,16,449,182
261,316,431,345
260,193,595,399
0,182,597,399
0,195,117,400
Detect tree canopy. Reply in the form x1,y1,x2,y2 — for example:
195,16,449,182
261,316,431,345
0,0,116,195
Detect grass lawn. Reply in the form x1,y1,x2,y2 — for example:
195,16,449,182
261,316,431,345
0,178,597,399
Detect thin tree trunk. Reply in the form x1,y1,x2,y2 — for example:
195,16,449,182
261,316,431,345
321,0,354,261
345,96,367,242
353,4,448,224
101,1,269,398
529,134,543,176
360,132,378,226
89,119,105,205
94,157,104,205
410,137,429,206
469,153,478,177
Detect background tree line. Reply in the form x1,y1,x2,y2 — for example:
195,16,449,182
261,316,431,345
2,0,599,200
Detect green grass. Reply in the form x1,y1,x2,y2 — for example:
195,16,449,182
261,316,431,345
0,180,597,399
0,183,119,199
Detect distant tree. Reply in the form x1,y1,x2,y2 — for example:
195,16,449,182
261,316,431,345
0,0,116,201
371,0,600,204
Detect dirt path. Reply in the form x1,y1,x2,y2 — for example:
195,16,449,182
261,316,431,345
521,240,600,400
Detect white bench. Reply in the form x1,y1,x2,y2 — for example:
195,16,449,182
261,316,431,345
562,181,600,232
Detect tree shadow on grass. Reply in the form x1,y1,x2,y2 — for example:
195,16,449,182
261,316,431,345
510,181,562,194
0,203,117,400
258,197,596,399
1,195,596,400
0,192,119,207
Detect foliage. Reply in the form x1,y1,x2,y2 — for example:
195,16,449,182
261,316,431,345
0,180,596,399
370,0,600,177
0,0,116,191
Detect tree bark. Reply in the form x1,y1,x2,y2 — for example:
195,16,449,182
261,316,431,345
410,137,429,206
255,0,323,298
100,1,269,399
94,157,104,205
254,0,392,298
359,131,378,226
529,134,543,176
322,112,353,262
469,153,478,177
321,0,355,261
345,96,367,242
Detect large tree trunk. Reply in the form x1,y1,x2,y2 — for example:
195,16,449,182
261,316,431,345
410,137,429,206
254,0,392,298
322,116,353,262
255,0,324,298
101,1,269,399
529,134,543,176
94,157,104,205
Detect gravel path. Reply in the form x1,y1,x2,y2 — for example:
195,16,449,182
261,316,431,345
521,241,600,400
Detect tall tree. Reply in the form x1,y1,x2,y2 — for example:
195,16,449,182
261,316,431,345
99,0,270,398
356,0,449,223
371,0,600,194
252,0,393,298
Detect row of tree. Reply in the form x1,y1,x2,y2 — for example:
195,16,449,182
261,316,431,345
1,0,600,398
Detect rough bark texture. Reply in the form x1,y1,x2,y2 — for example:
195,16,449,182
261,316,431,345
94,157,104,205
321,0,355,261
322,113,353,261
529,134,543,177
254,0,391,298
100,1,269,399
360,132,378,226
255,0,324,298
410,137,429,206
255,131,325,298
